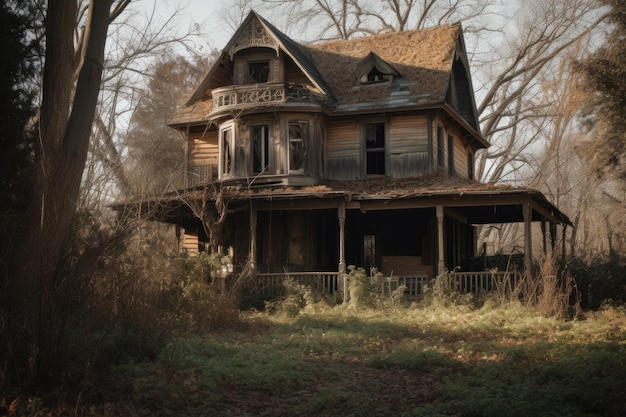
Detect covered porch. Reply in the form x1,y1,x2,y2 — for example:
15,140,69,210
223,184,571,300
114,178,571,301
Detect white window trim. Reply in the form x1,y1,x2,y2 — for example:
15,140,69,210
219,122,235,180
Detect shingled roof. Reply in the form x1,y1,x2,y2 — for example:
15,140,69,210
169,12,466,128
305,24,460,111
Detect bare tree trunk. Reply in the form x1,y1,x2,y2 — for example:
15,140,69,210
7,0,119,385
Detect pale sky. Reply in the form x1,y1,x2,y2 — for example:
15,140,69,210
143,0,233,54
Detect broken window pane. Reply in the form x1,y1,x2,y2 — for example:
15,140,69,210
248,61,270,83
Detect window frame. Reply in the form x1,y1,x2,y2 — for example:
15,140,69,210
447,134,455,176
219,123,235,179
247,60,271,84
288,121,308,174
363,122,387,176
251,123,271,175
436,125,445,169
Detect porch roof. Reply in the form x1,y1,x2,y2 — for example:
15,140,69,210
112,176,572,227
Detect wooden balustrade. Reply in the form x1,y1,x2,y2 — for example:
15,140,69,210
255,271,341,296
436,271,520,294
212,83,313,113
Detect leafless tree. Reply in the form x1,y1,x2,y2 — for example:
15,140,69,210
2,0,130,384
257,0,498,40
474,0,609,185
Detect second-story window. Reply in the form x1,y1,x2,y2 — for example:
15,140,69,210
252,124,270,174
220,125,234,178
365,123,385,175
448,134,455,176
467,152,475,180
289,122,307,173
437,126,445,169
248,61,270,83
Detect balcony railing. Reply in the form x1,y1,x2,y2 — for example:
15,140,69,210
211,83,314,113
186,161,218,188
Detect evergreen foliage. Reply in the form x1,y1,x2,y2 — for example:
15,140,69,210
577,0,626,182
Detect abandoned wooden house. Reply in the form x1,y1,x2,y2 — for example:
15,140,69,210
118,11,572,298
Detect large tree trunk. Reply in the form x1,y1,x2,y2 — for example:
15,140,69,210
7,0,116,385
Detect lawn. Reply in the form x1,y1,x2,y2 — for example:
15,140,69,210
82,302,626,417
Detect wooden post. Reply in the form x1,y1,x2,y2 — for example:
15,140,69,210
523,201,533,276
250,207,257,274
338,202,346,274
436,206,445,275
550,222,557,254
541,216,548,255
561,224,567,261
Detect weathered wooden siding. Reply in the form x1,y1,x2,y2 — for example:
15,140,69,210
181,229,199,254
188,131,218,167
453,135,468,178
284,55,310,86
326,120,360,180
389,115,430,177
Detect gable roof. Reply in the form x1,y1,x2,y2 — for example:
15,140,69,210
185,11,333,106
170,12,483,143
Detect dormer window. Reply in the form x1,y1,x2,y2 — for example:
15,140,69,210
356,52,399,85
248,61,270,83
360,67,390,84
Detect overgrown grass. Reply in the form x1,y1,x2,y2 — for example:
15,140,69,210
66,303,624,417
7,292,626,416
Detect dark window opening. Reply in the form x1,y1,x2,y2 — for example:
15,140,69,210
365,123,385,175
222,128,232,175
467,152,475,180
289,122,307,172
448,134,455,176
437,126,445,169
252,125,269,174
360,67,390,84
248,61,270,83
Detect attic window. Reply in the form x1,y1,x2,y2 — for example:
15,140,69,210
356,52,399,85
360,67,391,84
248,61,270,83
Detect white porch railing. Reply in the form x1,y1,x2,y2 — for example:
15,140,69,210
255,271,341,296
435,271,521,294
252,270,520,300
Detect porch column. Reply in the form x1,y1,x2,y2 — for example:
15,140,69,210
250,207,257,274
561,224,567,261
550,222,557,254
436,205,445,275
523,201,533,275
541,216,548,255
338,202,346,274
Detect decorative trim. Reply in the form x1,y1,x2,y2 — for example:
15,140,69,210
228,18,278,57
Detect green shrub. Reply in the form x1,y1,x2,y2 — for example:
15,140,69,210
568,255,626,309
